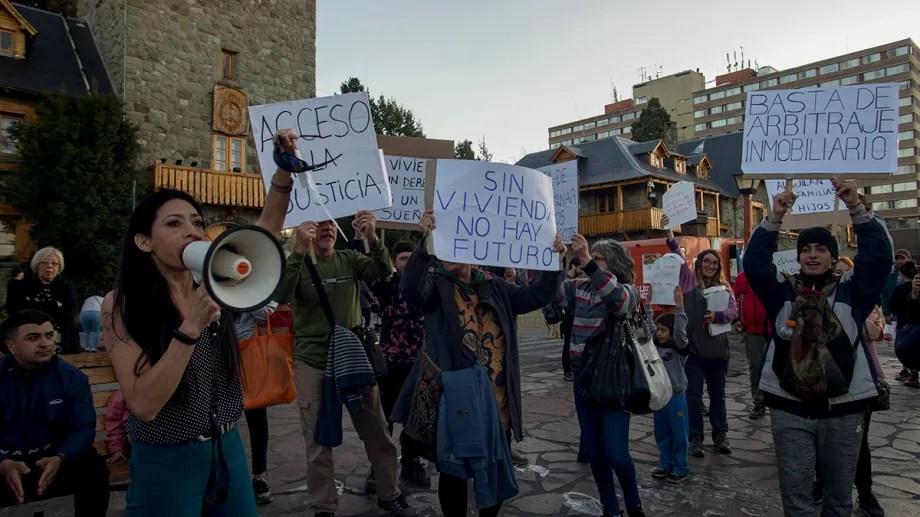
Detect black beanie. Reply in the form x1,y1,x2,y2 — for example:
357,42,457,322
797,227,839,259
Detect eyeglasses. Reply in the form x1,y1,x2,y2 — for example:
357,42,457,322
38,261,61,268
701,258,720,266
591,256,606,262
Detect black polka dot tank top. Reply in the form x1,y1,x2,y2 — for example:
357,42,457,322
126,324,244,445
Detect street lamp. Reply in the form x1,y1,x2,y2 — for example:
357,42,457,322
733,173,761,245
647,180,657,208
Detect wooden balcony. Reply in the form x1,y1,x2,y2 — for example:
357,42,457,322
148,163,265,209
579,208,720,237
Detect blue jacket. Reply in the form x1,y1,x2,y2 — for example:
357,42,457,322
0,355,96,463
437,363,518,509
742,207,893,418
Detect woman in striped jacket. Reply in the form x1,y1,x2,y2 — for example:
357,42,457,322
558,234,645,517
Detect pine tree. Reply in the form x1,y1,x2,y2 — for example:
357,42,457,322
630,97,674,143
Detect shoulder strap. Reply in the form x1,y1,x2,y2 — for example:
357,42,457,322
304,257,337,329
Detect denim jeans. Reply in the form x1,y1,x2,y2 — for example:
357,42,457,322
80,310,101,351
653,392,689,476
685,358,728,442
573,368,641,512
126,427,257,517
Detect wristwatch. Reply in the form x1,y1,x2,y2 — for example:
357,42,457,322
173,329,199,345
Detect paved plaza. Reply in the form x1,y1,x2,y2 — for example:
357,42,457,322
6,329,920,516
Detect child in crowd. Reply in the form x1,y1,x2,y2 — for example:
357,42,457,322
104,389,129,463
652,287,691,484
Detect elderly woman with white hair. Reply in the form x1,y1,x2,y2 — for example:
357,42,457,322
7,246,80,354
558,234,645,517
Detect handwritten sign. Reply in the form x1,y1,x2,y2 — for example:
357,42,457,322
641,253,661,283
773,249,801,275
765,179,846,215
662,181,697,229
432,160,559,271
248,92,391,227
373,156,426,225
637,283,651,305
649,253,683,305
537,161,578,243
742,84,899,176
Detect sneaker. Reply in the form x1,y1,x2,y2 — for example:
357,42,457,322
748,404,766,419
399,461,431,488
252,477,273,505
510,447,529,466
856,493,885,517
666,473,690,484
689,437,705,458
365,470,376,494
626,505,646,517
651,467,670,479
714,435,732,454
378,494,418,516
813,480,823,506
904,376,920,388
895,369,910,381
563,370,575,381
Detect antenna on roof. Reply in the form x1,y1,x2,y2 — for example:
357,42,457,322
741,47,745,70
726,52,731,73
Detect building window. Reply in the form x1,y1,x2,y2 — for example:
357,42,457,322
0,30,13,55
726,116,744,125
212,135,246,172
780,73,798,84
863,53,881,64
636,96,648,105
585,121,596,129
693,94,708,104
889,46,909,57
561,127,572,135
886,64,909,76
622,112,636,121
694,123,708,131
895,199,918,209
221,50,236,80
597,193,615,214
899,130,916,142
862,69,885,81
898,147,916,158
898,164,918,174
761,78,778,88
870,184,893,194
726,87,742,97
573,124,584,132
710,90,726,101
725,101,743,111
711,118,727,128
840,75,858,86
800,69,817,79
650,154,664,168
596,118,608,127
694,109,707,118
611,127,622,136
675,160,685,173
841,58,860,69
819,63,840,74
893,181,917,192
821,79,841,87
710,105,724,115
743,83,760,93
609,115,620,124
900,113,914,124
550,142,561,149
1,115,21,154
900,96,914,107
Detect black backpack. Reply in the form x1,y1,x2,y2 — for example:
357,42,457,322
542,303,564,325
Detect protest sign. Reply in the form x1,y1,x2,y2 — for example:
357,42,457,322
649,253,683,305
431,160,559,271
637,283,651,305
773,249,801,275
248,92,390,228
764,178,849,230
375,135,454,230
662,181,697,229
641,253,661,283
741,84,899,178
537,160,579,243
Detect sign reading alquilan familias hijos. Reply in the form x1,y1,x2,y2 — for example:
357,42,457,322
741,84,899,178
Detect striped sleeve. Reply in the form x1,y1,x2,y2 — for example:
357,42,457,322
583,260,638,318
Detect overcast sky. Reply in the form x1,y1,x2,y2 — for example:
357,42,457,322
316,0,920,163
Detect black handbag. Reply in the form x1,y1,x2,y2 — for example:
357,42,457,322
303,256,388,378
870,379,890,412
578,316,651,414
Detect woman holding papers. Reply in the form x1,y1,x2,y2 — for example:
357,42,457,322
662,216,738,459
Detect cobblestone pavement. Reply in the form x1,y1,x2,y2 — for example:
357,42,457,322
5,329,920,516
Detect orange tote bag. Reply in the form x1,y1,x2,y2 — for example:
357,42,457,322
239,319,297,409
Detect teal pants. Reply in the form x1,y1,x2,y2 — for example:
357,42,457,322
126,427,257,517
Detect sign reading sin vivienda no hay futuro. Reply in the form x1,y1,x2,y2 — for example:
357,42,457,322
741,84,899,177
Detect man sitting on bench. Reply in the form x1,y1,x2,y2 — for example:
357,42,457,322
0,310,109,516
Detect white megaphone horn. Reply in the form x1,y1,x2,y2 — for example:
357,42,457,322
180,225,285,312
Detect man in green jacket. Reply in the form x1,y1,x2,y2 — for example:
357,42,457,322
275,210,414,517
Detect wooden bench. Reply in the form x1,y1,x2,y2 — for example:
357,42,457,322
59,353,130,490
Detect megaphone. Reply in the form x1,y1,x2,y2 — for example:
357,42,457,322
181,225,285,312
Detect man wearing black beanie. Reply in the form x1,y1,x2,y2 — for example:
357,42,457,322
742,179,893,517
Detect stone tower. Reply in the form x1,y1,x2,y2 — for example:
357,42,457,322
78,0,317,172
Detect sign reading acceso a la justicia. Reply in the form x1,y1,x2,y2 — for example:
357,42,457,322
741,84,899,175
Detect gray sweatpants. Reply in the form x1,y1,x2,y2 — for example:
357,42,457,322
771,409,864,517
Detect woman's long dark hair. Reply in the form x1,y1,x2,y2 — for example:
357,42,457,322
112,189,239,377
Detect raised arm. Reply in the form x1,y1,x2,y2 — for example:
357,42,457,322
841,180,894,325
103,285,217,422
255,129,296,235
351,210,392,283
400,235,437,309
504,233,568,314
571,233,638,317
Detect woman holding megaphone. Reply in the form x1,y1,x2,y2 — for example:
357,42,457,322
100,129,298,516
